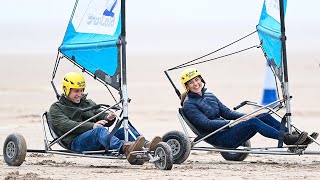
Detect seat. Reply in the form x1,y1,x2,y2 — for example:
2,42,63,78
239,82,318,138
42,112,71,150
178,108,208,142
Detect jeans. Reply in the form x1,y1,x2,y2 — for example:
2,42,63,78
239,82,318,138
206,113,287,148
71,125,141,153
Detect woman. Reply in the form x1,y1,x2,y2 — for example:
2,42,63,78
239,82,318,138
180,68,317,148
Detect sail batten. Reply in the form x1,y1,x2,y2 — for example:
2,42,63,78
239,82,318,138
60,40,118,51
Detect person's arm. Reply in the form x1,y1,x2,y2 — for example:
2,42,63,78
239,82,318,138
49,104,94,134
216,96,246,120
183,103,231,131
102,111,116,127
87,99,116,127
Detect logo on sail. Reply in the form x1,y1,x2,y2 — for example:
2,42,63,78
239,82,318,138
103,0,118,17
72,0,121,35
87,0,118,28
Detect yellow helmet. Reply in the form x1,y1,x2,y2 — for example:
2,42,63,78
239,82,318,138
62,72,86,96
180,68,205,92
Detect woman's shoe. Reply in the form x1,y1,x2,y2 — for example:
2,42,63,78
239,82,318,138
301,132,319,145
284,131,308,145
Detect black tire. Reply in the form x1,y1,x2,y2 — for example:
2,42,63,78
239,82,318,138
220,140,251,161
162,130,191,164
3,133,27,166
154,142,173,170
129,159,145,165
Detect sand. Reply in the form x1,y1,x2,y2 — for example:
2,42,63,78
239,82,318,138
1,53,320,179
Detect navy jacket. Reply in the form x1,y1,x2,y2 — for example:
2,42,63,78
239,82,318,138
182,88,245,135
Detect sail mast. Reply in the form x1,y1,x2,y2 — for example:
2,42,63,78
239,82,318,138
279,0,292,133
120,0,129,141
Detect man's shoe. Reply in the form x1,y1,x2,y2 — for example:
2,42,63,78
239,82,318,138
144,136,162,151
121,136,145,163
284,131,308,145
301,132,319,145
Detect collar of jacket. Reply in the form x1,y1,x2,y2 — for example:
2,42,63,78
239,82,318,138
187,88,207,98
59,94,89,106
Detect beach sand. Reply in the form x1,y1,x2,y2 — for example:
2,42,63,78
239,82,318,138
1,53,320,179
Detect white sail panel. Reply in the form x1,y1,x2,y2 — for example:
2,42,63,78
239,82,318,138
72,0,121,35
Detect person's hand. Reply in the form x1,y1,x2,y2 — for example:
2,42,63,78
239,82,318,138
242,112,262,121
93,120,109,129
107,111,116,121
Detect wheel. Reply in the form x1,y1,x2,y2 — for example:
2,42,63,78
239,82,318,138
162,130,191,164
220,140,251,161
129,159,145,165
154,142,173,170
3,133,27,166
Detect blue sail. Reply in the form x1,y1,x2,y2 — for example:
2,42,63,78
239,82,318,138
257,0,287,80
59,0,122,90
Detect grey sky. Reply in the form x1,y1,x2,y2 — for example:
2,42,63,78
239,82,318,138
0,0,319,54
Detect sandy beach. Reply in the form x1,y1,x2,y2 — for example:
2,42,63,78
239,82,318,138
1,52,320,179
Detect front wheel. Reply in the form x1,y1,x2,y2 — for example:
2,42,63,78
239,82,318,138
3,133,27,166
154,142,173,170
162,130,191,164
220,140,251,161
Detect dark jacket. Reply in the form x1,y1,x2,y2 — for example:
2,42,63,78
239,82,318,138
49,94,114,147
182,88,245,135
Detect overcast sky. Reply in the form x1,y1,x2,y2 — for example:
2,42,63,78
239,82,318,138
0,0,319,55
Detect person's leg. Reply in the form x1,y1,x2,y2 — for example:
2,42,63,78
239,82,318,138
114,125,141,142
113,124,161,151
245,118,280,139
71,126,125,153
257,113,288,132
207,121,258,148
208,118,280,148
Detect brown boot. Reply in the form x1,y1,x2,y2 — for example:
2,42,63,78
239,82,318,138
121,136,145,163
144,136,162,151
284,131,308,145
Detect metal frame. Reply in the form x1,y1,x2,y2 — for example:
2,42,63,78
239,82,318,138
176,100,320,156
28,107,159,162
162,0,320,158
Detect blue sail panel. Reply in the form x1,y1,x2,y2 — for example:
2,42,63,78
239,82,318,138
257,0,287,80
59,0,122,90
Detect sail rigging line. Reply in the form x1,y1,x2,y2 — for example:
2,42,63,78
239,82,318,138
169,45,260,70
52,51,62,80
168,30,258,71
50,54,118,103
69,0,80,23
65,55,118,103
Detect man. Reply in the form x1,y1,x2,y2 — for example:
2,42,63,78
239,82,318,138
49,72,161,163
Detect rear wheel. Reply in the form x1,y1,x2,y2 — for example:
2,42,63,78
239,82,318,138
129,159,145,165
3,133,27,166
220,140,251,161
162,130,191,164
154,142,173,170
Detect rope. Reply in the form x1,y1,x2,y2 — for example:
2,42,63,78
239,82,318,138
168,30,258,71
171,45,260,70
52,50,62,80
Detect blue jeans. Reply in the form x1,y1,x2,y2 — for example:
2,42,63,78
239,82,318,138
206,113,287,148
71,125,141,153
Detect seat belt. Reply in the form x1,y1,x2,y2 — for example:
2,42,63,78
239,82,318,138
105,118,124,153
277,115,287,147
